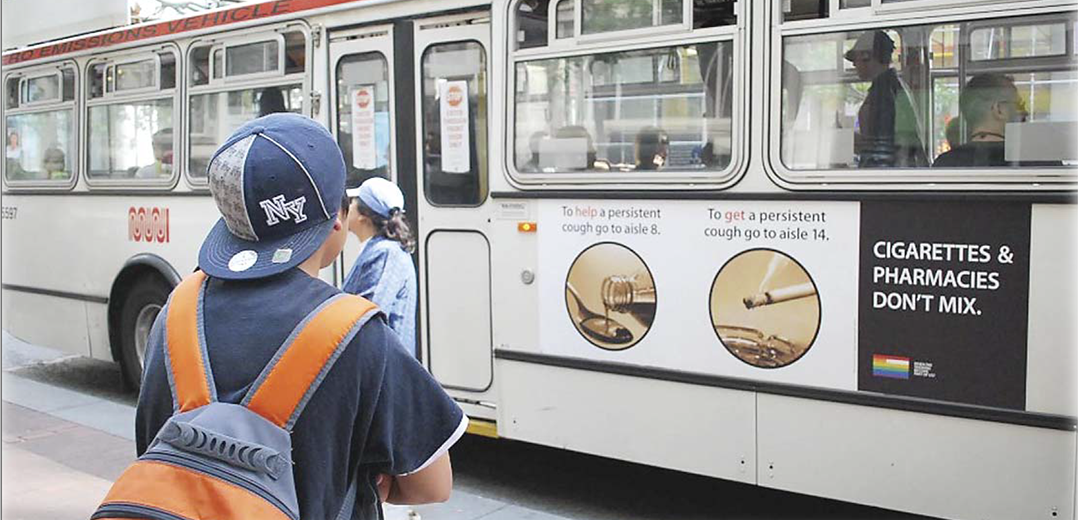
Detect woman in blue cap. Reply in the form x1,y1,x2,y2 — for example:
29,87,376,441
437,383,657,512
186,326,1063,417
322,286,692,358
343,177,418,356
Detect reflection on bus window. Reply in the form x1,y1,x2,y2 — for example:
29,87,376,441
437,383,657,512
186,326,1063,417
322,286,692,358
4,110,74,181
421,41,488,206
515,42,734,174
88,101,174,179
336,52,392,188
781,15,1078,171
187,85,302,178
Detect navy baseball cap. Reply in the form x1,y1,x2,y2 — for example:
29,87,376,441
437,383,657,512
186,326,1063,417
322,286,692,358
199,113,346,280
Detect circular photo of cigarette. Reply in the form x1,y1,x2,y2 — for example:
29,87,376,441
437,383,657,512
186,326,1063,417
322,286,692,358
565,242,656,351
710,249,820,368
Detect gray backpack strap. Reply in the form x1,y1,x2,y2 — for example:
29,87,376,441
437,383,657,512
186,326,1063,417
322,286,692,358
240,293,380,430
335,475,359,520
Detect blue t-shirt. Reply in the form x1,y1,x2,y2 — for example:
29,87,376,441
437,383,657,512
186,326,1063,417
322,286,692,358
342,236,417,357
135,269,466,520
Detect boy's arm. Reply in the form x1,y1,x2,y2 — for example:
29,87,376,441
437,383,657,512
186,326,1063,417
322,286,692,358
356,319,466,505
384,453,453,504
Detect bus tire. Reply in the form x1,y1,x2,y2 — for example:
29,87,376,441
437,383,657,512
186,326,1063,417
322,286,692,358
118,277,170,390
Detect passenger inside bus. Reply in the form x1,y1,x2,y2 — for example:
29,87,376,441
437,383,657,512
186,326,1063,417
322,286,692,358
635,126,669,170
934,74,1061,168
42,146,66,180
257,87,288,117
845,30,928,168
134,128,173,179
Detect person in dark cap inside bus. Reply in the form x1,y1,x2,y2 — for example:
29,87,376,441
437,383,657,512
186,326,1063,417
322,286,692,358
932,74,1055,167
846,30,928,168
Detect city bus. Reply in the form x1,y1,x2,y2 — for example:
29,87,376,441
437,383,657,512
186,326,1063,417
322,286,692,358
2,0,1077,518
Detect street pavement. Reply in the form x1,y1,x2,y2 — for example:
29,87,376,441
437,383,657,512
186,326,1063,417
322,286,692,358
1,330,569,520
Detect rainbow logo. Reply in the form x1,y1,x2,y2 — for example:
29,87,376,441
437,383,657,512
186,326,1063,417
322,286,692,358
872,354,910,379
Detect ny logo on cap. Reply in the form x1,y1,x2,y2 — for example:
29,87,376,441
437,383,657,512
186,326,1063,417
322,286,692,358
259,195,307,226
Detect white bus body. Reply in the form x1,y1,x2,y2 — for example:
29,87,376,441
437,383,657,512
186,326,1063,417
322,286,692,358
2,0,1076,518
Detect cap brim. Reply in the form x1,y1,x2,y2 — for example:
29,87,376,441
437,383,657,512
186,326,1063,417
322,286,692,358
198,217,335,280
345,187,362,198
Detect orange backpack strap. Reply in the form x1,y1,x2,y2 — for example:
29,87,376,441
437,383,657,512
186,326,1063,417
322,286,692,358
163,270,217,413
242,294,379,430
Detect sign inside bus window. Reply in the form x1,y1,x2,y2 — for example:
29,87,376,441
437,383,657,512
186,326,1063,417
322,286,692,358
351,85,377,171
128,206,170,244
439,81,471,174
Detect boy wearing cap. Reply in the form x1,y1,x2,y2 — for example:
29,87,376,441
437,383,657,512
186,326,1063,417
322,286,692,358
845,30,927,168
343,178,418,357
135,114,466,518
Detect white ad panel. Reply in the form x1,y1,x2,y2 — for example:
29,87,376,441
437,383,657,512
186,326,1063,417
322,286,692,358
537,199,860,391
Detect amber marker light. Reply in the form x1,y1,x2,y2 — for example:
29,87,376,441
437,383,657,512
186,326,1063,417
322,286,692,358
518,222,537,232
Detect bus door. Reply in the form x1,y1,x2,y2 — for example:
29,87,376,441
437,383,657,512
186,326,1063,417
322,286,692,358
328,25,397,284
413,12,494,394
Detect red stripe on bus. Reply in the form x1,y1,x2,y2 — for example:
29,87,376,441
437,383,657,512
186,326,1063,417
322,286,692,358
2,0,362,66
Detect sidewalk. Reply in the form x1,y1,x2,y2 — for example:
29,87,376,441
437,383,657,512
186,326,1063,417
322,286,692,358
1,332,570,520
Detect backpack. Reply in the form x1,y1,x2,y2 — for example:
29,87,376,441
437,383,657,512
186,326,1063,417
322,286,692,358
92,271,379,520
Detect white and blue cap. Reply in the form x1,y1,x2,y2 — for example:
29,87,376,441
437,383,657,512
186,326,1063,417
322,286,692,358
346,177,404,218
199,113,346,280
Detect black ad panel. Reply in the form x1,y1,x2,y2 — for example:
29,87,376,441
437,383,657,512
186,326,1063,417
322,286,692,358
858,201,1031,410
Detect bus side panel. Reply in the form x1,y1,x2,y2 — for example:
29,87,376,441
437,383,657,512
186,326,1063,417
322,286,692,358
1027,204,1077,416
498,359,757,483
757,394,1076,520
86,301,111,361
1,291,90,356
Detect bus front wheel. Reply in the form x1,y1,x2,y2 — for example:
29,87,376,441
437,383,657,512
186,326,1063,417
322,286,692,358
118,277,170,390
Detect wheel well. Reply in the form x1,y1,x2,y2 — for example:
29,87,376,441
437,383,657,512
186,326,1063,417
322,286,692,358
107,264,175,363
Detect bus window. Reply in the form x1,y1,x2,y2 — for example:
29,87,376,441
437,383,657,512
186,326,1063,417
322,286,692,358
421,41,488,206
22,73,61,104
190,45,211,86
5,77,18,109
284,30,306,74
779,15,1078,173
555,0,574,39
514,41,734,174
336,52,392,188
971,21,1067,60
5,110,74,182
87,101,174,180
114,59,157,91
516,0,550,49
582,0,683,34
4,65,76,183
86,50,178,182
187,85,303,178
226,39,281,77
783,0,828,22
186,27,308,182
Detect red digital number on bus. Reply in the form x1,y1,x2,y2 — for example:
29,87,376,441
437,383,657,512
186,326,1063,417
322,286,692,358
128,207,170,244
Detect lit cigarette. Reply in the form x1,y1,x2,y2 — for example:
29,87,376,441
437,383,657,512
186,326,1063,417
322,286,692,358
743,282,816,309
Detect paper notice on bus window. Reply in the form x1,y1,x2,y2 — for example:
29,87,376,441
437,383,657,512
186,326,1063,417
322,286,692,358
439,80,470,174
351,84,377,170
